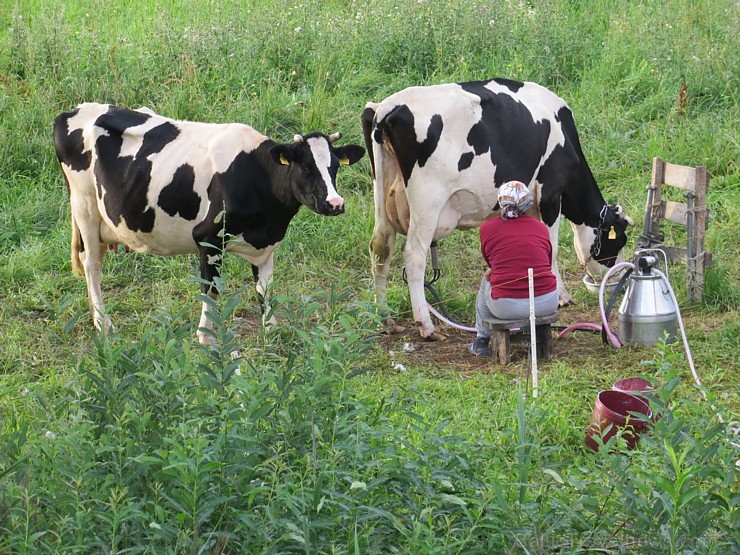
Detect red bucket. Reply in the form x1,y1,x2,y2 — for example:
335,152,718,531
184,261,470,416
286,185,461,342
612,377,654,399
585,390,653,452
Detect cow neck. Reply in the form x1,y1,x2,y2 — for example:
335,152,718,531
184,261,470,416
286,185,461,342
560,172,607,229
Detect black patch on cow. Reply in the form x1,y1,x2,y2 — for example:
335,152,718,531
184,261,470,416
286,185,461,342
53,109,92,172
535,142,578,226
460,81,550,186
457,151,474,171
380,105,443,184
137,121,180,158
92,107,176,233
158,164,200,220
552,106,605,228
492,77,525,94
419,115,443,167
97,106,151,134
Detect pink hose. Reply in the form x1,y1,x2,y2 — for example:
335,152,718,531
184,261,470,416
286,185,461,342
427,303,477,333
557,322,602,339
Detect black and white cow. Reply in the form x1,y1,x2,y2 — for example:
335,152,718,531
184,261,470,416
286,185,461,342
362,78,633,340
54,103,364,343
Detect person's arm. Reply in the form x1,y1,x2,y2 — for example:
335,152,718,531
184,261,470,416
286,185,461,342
480,226,493,271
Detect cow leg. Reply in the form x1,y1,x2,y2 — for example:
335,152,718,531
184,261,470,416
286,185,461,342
196,245,223,345
547,216,573,306
252,254,277,327
370,219,403,333
71,199,113,334
403,220,444,341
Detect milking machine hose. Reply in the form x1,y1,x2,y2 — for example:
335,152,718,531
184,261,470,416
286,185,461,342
600,267,633,345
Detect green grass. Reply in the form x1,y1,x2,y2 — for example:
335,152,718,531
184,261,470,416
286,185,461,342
1,0,738,552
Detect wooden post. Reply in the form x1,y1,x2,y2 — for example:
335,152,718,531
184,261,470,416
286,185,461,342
646,157,665,245
688,166,709,301
637,158,711,302
528,268,538,398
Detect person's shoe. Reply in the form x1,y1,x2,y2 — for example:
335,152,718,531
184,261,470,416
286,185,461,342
467,336,491,357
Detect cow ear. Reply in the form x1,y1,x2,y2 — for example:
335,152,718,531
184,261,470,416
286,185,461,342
270,144,293,166
334,144,365,166
612,203,634,226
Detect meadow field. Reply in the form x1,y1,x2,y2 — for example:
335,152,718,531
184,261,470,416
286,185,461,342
0,0,738,553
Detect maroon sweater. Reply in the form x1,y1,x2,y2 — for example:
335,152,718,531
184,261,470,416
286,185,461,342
480,215,557,299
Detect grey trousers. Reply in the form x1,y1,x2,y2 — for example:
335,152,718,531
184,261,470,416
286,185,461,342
475,277,559,338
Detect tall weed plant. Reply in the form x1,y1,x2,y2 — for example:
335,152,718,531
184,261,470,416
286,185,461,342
1,288,736,552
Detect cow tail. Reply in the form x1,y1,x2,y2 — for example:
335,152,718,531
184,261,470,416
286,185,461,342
70,215,85,277
361,103,388,223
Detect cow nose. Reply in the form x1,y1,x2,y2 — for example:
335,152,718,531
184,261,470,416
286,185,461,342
328,197,344,211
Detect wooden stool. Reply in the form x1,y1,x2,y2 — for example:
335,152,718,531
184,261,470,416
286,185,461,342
484,313,559,365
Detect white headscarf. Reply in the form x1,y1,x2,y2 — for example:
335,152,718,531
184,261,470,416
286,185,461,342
498,181,534,220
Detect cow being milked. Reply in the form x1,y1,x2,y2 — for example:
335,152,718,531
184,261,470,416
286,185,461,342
54,103,365,343
362,78,633,340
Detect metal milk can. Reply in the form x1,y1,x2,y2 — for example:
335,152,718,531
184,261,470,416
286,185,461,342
617,255,678,346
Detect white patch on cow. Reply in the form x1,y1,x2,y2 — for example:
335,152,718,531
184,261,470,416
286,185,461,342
207,254,221,266
307,136,343,205
225,236,277,261
208,124,267,173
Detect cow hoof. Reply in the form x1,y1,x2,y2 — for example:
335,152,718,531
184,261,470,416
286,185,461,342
95,316,114,336
197,331,217,345
422,331,447,342
262,315,278,331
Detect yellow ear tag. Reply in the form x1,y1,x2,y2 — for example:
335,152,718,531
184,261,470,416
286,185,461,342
608,226,617,240
279,154,289,166
339,157,349,165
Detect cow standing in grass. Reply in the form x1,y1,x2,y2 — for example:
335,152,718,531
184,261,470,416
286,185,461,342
362,78,633,340
54,103,365,343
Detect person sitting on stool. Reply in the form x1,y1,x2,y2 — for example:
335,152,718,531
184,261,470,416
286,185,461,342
468,181,559,357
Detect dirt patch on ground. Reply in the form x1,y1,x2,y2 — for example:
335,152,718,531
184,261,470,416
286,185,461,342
378,304,610,374
236,299,733,377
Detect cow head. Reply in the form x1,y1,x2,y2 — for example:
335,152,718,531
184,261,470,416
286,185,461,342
575,203,634,280
270,132,365,216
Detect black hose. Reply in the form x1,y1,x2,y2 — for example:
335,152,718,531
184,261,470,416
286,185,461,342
601,268,633,345
425,282,454,321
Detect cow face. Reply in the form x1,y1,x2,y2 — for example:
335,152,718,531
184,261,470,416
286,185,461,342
577,204,633,279
270,133,365,216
